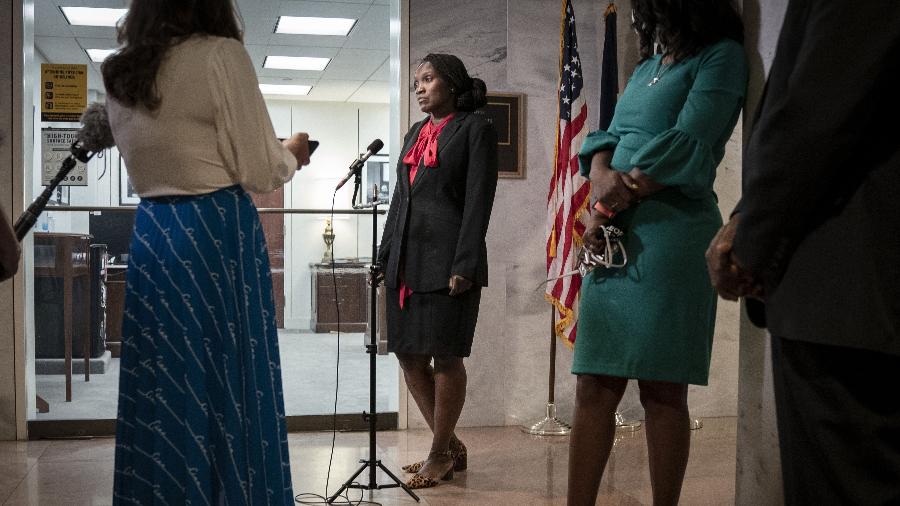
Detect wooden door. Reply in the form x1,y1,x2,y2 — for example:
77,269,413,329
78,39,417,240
250,187,285,328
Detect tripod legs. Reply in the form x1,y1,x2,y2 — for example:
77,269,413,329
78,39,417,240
326,459,420,504
324,326,420,503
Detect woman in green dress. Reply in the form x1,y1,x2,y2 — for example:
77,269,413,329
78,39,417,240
567,1,747,505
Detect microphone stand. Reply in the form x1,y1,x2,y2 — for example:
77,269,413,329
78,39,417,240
15,141,94,241
327,173,419,504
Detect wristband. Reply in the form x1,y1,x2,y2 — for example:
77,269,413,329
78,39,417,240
593,200,616,219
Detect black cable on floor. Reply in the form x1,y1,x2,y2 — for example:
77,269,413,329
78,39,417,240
294,191,382,506
294,489,381,506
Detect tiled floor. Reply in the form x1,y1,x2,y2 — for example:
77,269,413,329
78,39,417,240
0,418,737,505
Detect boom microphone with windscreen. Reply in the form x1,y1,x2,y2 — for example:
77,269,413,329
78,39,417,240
14,103,116,241
76,102,116,156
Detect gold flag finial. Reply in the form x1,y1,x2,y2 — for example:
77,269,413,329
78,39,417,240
604,2,617,17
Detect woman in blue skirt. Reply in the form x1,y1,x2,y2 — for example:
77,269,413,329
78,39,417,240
102,0,310,503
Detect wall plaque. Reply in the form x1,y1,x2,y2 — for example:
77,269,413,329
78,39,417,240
475,92,525,179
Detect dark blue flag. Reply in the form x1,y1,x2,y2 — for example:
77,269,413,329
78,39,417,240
598,3,618,131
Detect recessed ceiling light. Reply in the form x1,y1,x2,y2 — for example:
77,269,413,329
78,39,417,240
275,16,356,36
85,48,117,63
264,56,330,71
60,6,127,27
259,84,312,96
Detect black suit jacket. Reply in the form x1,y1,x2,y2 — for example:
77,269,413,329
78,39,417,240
377,112,499,292
734,0,900,355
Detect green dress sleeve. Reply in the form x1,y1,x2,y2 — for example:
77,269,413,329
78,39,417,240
577,68,642,177
630,40,748,198
578,126,620,177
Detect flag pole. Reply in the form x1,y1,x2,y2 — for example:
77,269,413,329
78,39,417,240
549,306,556,406
597,0,641,433
521,307,571,435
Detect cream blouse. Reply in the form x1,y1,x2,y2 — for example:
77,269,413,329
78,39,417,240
107,35,296,197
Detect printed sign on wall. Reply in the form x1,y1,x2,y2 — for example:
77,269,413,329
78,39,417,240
41,63,88,122
42,128,88,186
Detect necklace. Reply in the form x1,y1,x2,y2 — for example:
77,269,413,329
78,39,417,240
648,56,671,87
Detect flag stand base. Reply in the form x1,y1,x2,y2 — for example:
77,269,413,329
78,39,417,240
522,403,571,436
615,411,642,432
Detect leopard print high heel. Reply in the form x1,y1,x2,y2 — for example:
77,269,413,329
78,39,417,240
402,438,467,473
405,451,454,490
401,460,425,473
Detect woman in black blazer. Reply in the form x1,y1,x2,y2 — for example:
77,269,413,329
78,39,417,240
377,53,498,489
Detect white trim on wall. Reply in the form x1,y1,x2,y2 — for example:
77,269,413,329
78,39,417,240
17,0,35,441
390,0,410,431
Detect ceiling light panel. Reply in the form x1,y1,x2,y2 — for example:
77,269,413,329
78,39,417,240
60,7,127,27
264,56,330,71
259,84,312,96
275,16,356,36
85,48,117,63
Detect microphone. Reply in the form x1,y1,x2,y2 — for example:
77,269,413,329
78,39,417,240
15,103,116,241
335,138,384,191
75,102,116,157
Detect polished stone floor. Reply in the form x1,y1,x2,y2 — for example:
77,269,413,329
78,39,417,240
0,418,736,505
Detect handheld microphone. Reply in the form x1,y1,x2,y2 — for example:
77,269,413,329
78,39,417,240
335,138,384,191
15,103,116,241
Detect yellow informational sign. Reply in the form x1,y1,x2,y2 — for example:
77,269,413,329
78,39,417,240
41,63,88,122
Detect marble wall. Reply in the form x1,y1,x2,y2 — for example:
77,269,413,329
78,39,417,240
404,0,744,428
0,0,18,441
734,0,787,503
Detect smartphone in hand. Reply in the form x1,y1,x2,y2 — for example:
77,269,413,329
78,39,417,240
278,138,319,156
279,138,319,168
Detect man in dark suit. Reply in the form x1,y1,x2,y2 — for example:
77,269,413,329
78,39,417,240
707,1,900,503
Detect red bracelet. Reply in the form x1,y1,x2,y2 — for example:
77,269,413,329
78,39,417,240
593,201,616,219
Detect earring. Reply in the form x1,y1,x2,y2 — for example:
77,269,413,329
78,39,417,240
450,88,456,94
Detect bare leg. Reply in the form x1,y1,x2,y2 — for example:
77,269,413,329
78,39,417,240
396,352,436,428
567,375,628,506
417,356,467,480
395,353,462,447
638,380,690,506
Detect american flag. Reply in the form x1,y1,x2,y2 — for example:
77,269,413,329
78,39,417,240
546,0,590,347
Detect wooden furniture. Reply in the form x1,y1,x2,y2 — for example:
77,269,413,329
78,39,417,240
311,261,368,333
33,232,92,402
104,265,128,357
249,187,286,328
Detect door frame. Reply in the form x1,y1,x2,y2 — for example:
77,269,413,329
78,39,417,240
6,0,411,440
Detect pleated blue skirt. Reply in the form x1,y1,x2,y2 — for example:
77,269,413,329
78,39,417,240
113,186,293,505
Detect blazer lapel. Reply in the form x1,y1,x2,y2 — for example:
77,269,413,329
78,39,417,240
436,112,467,158
399,120,426,194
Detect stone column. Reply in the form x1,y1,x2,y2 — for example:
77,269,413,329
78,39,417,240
735,0,788,503
0,0,34,441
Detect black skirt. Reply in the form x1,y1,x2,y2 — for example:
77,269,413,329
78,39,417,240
386,285,482,357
